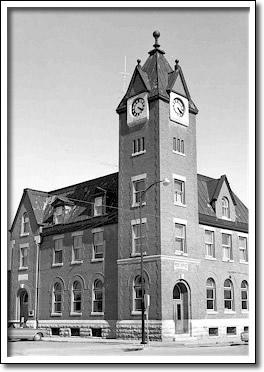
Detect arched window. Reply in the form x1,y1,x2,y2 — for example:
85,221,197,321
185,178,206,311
21,212,30,235
224,279,234,311
93,279,103,313
72,280,82,313
222,197,230,218
53,282,62,314
241,280,249,311
133,275,146,311
206,278,216,311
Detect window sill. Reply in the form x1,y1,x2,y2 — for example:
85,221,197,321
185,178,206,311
91,258,104,263
206,310,218,314
51,313,62,317
132,150,146,157
71,260,83,265
241,310,249,314
222,259,234,263
221,217,231,221
224,310,236,314
52,263,63,267
131,252,146,258
175,251,188,256
20,233,29,237
205,256,216,261
91,312,104,316
19,267,28,271
239,260,248,265
70,312,82,316
132,202,146,208
173,202,186,208
173,151,185,157
131,311,141,316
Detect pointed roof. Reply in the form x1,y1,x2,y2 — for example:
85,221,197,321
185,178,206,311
117,31,198,113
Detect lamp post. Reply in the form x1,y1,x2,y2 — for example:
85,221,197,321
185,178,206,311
139,177,170,344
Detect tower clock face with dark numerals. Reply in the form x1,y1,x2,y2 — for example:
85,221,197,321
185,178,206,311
173,97,185,117
131,97,145,117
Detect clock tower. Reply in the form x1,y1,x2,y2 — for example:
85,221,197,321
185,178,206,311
116,31,199,340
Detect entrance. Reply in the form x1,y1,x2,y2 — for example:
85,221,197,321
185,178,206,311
19,290,29,325
173,282,189,334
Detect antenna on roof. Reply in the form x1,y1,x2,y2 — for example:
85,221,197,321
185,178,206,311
119,56,131,93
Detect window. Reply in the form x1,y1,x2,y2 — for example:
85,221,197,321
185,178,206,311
239,237,248,262
173,137,185,154
222,197,230,219
205,230,215,257
93,279,103,313
174,179,185,205
222,233,233,260
131,175,146,206
21,212,29,235
54,239,63,264
94,196,103,216
175,223,186,253
209,328,218,336
132,222,146,255
72,235,83,262
224,279,234,311
241,280,249,311
133,137,145,155
72,280,82,313
20,246,28,268
93,231,104,260
133,276,145,312
227,327,237,336
53,206,64,224
206,278,216,311
53,282,62,314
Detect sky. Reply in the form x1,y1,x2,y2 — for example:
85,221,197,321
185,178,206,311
6,4,252,225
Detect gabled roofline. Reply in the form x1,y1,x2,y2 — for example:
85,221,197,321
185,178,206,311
211,175,237,206
9,188,48,232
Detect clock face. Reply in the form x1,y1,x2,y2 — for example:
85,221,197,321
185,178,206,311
131,97,145,117
173,98,185,117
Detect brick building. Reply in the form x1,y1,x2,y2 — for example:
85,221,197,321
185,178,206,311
9,31,248,342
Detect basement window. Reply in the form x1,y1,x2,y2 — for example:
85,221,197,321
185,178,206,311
51,327,60,336
209,328,218,336
227,327,237,336
92,328,102,337
71,328,80,336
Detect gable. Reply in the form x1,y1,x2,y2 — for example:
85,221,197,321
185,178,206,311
171,73,188,97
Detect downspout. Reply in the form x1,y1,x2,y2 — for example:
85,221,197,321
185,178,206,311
34,227,42,328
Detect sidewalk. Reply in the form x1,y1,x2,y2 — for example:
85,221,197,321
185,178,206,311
42,335,243,348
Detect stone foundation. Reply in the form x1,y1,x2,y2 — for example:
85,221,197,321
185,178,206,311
39,320,116,339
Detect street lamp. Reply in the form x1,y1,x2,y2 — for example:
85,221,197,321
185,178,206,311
139,177,170,344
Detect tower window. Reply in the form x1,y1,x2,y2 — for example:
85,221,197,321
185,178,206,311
174,179,185,205
131,174,146,207
173,137,185,155
132,137,145,155
174,223,186,253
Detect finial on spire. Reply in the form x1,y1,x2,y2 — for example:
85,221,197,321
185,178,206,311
153,30,160,49
137,59,141,67
175,59,179,70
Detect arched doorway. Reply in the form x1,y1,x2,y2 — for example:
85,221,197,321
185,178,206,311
18,290,29,325
173,282,189,334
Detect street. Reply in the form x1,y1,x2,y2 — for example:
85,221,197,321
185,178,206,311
7,340,249,357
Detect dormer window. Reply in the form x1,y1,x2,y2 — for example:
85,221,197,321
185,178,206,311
54,206,64,224
222,197,230,219
94,196,103,216
21,212,30,235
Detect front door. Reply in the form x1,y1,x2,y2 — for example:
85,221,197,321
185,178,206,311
19,291,28,324
173,299,184,333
